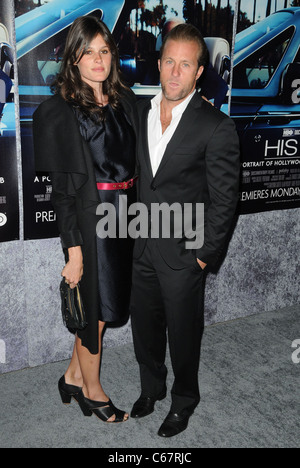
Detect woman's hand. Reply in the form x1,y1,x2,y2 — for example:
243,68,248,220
62,246,83,289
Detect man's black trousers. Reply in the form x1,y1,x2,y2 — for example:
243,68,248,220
131,239,206,415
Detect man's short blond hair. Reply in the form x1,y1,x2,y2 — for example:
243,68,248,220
160,23,209,69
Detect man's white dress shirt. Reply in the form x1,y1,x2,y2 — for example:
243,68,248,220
148,90,196,176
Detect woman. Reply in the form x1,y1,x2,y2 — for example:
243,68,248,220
33,16,138,423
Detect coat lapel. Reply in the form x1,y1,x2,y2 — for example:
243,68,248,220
120,89,138,136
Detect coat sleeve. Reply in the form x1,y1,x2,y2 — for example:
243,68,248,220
33,96,87,250
196,116,240,267
50,172,83,249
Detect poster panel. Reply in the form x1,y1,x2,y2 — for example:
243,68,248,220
16,0,234,240
129,0,300,214
17,0,300,241
230,1,300,214
0,0,19,242
16,0,135,240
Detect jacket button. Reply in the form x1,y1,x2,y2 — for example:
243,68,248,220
151,184,157,191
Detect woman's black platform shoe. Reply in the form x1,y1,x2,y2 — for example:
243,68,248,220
58,376,81,405
77,390,128,423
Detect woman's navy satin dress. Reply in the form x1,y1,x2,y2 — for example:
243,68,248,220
73,104,136,323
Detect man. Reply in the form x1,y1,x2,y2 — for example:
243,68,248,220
156,18,229,109
130,24,240,438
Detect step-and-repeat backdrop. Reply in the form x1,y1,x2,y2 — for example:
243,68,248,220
1,0,299,243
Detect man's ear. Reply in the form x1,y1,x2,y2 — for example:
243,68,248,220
158,59,161,72
196,66,204,81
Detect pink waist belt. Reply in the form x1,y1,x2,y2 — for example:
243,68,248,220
97,176,138,191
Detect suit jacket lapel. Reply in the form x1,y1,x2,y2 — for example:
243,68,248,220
154,92,204,180
140,101,154,181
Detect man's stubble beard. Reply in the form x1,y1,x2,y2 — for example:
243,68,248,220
161,83,193,103
161,74,198,103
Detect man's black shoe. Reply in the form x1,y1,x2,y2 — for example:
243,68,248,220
157,411,191,438
131,391,166,419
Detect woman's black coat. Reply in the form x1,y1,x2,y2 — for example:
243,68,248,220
33,90,138,354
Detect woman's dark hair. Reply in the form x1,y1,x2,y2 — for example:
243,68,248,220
160,23,209,69
52,15,126,121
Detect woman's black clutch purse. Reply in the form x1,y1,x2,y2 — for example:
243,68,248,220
60,280,88,330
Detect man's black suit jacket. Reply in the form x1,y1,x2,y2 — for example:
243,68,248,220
134,91,240,270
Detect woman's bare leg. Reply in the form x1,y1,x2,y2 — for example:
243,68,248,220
65,321,128,422
76,321,108,402
65,341,83,388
